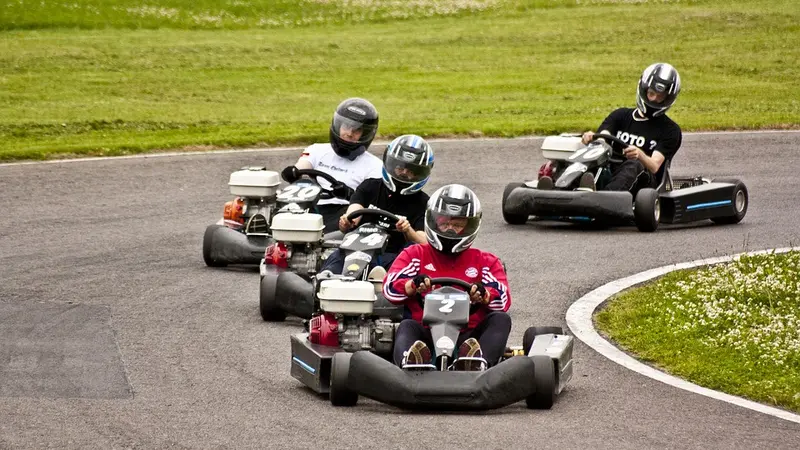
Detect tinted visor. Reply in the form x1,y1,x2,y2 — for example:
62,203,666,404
425,210,480,237
332,112,377,144
384,151,431,183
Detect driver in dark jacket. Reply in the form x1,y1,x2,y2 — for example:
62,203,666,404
318,134,434,275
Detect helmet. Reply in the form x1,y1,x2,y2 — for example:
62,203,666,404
329,98,379,161
635,63,681,118
382,134,434,195
425,184,482,255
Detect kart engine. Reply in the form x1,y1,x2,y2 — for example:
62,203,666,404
223,196,275,231
286,244,320,277
309,313,396,354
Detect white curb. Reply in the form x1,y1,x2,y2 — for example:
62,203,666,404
566,246,800,424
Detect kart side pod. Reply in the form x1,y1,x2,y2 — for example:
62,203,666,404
316,279,376,315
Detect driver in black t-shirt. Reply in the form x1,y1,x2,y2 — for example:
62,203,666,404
319,134,434,275
578,62,683,194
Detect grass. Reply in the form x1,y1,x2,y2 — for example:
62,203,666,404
595,250,800,414
1,0,799,161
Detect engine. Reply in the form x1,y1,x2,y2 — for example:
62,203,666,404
286,243,321,277
308,313,397,354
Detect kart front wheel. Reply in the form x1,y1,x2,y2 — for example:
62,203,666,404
710,178,748,225
329,353,358,407
526,355,556,410
634,188,660,232
502,182,529,225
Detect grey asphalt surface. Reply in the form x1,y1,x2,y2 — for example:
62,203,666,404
1,131,799,449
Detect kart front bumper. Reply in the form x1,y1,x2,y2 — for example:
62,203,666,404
504,186,634,222
204,224,273,266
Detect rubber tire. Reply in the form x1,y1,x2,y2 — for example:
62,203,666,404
502,182,530,225
202,225,228,267
522,326,564,355
259,272,286,322
526,355,556,410
710,178,749,225
329,353,358,407
634,188,660,232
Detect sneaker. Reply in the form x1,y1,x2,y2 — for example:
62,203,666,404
537,176,554,190
402,340,432,369
453,338,486,371
577,172,596,192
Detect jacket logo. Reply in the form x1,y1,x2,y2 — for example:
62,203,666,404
424,263,436,271
465,267,478,277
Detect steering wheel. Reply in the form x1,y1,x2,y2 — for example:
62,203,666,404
345,208,402,232
419,277,484,314
591,133,631,149
294,168,347,199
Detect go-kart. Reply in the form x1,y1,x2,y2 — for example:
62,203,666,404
202,166,349,267
292,277,574,411
501,133,749,232
260,207,404,322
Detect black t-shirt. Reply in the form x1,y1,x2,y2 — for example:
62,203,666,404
597,107,682,166
349,178,429,254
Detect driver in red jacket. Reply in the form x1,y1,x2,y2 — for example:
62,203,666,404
382,184,512,371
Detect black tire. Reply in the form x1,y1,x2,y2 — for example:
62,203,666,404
633,188,660,232
202,225,228,267
502,182,529,225
526,355,556,409
522,326,564,355
329,353,358,407
710,178,748,225
259,272,286,322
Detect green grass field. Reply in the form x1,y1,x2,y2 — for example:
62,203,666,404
1,0,798,161
595,251,800,413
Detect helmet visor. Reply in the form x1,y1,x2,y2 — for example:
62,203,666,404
332,112,377,144
425,210,481,237
384,152,432,183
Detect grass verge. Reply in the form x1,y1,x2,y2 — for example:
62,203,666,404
595,250,800,414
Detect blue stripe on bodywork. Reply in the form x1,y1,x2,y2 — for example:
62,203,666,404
292,356,316,374
686,200,732,211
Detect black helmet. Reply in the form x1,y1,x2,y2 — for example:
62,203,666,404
381,135,434,195
636,62,681,118
425,184,482,255
329,98,379,161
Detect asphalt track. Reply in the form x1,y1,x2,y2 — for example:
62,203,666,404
1,131,799,449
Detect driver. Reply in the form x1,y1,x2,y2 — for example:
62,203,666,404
280,97,383,232
382,184,512,371
541,63,682,194
318,134,434,274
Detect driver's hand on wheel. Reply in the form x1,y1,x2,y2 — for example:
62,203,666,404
405,275,432,296
395,217,412,234
338,214,355,233
581,131,595,145
623,146,642,160
469,282,490,305
281,165,300,183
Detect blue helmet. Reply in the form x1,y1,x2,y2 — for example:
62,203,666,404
381,135,434,195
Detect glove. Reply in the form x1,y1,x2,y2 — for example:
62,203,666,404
469,282,489,304
281,166,300,183
405,275,432,296
331,182,354,200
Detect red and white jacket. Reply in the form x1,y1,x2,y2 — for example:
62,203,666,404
382,243,511,330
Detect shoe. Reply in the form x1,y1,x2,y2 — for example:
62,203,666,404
577,172,596,192
453,338,487,371
402,340,432,369
537,176,554,190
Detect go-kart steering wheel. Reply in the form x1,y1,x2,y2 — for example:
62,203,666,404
345,208,402,232
419,277,484,314
294,168,349,199
591,133,631,148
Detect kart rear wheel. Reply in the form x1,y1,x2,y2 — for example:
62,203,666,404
522,326,564,355
634,188,660,232
710,178,748,225
502,182,529,225
203,225,228,267
526,355,556,409
329,353,358,407
260,272,286,322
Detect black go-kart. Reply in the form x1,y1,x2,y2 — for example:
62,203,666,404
501,133,749,232
291,277,574,412
260,207,403,322
203,167,349,268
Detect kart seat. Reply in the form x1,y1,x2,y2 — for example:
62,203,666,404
367,266,386,293
655,158,674,192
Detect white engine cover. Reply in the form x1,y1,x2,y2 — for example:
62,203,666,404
229,168,281,198
318,279,376,315
271,213,324,243
541,134,584,161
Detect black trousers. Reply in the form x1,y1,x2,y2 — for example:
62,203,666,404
603,160,656,193
392,312,512,367
315,203,349,233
